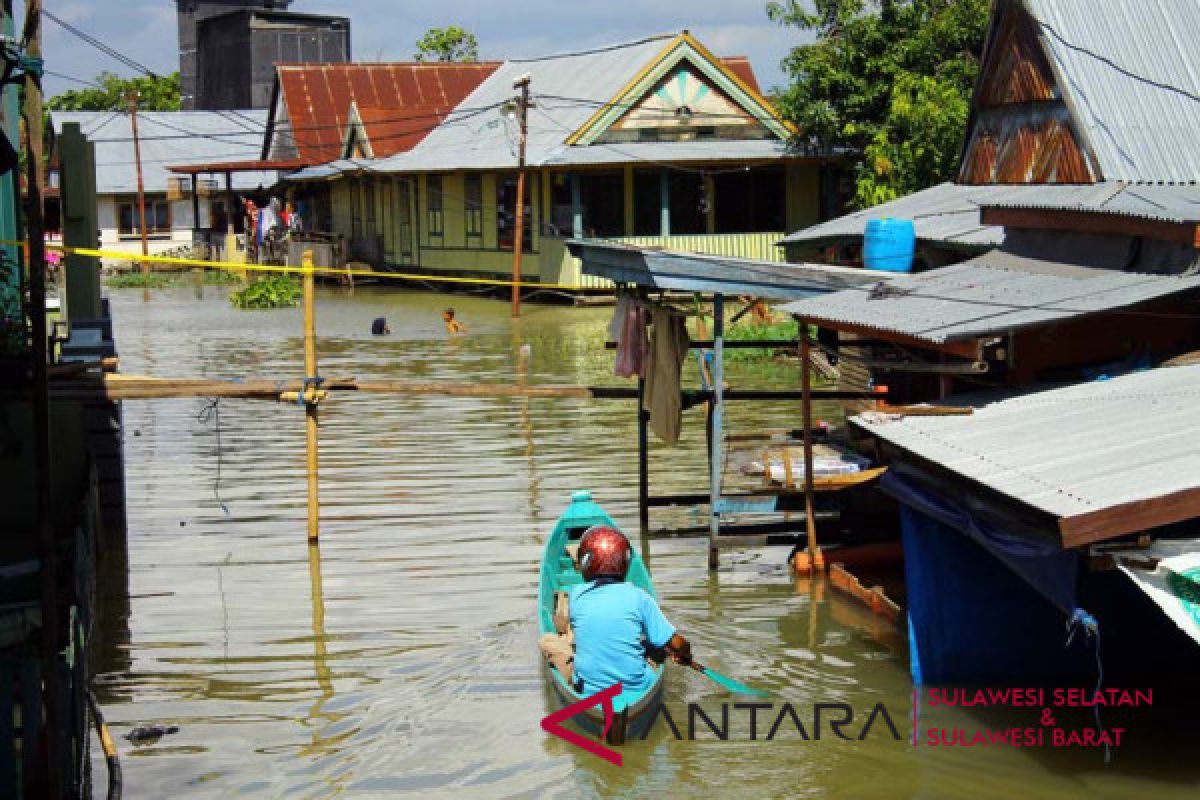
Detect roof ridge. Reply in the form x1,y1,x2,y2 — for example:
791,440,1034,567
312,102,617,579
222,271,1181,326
276,61,502,69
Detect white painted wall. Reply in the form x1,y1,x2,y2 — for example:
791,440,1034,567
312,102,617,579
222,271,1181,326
95,193,205,264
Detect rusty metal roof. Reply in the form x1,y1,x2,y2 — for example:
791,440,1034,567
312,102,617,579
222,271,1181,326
1026,0,1200,183
268,62,501,164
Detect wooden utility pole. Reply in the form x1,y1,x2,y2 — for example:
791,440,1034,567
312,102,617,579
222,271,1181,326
20,2,62,794
126,90,149,273
302,250,320,541
510,73,530,317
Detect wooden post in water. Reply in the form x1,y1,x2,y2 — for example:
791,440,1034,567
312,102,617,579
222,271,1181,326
126,91,149,276
796,319,825,574
708,294,725,570
637,376,649,536
509,74,531,317
302,250,320,541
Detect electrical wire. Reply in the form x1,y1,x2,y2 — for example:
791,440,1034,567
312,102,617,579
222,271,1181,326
43,9,159,78
507,34,675,63
44,69,105,89
77,100,508,145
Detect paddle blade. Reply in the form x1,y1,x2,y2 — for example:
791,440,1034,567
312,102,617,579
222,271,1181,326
699,666,770,698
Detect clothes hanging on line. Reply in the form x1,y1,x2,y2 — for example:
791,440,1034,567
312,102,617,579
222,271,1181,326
643,306,690,445
610,293,649,378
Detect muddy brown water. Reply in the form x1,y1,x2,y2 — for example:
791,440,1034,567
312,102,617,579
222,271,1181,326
91,285,1198,798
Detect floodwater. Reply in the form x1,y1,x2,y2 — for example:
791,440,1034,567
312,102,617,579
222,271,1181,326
92,284,1199,799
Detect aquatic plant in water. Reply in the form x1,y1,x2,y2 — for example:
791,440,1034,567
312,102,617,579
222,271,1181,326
105,271,178,289
229,273,301,310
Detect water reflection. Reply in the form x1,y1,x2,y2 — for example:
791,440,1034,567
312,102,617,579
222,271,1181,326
92,286,1200,798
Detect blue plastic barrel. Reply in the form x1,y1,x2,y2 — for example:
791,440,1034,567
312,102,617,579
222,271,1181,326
863,218,916,273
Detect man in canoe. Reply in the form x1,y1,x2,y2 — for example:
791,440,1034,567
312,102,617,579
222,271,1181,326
541,525,692,695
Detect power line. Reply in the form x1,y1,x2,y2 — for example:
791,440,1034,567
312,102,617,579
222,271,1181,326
43,9,159,78
44,69,104,89
75,100,508,143
83,106,506,167
507,34,675,63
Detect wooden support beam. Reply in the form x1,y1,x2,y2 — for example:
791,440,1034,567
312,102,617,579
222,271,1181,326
709,293,724,570
40,377,888,404
797,322,825,574
1059,486,1200,548
806,319,983,360
982,207,1200,249
637,376,649,537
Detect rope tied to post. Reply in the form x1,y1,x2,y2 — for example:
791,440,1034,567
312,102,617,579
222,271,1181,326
298,375,325,407
1065,607,1112,764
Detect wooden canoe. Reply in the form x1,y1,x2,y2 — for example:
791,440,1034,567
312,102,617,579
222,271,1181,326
538,491,666,745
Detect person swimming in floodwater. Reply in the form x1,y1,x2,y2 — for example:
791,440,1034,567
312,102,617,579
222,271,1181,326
443,308,466,335
371,316,391,335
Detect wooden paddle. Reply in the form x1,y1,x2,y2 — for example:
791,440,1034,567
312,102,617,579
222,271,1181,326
688,660,770,697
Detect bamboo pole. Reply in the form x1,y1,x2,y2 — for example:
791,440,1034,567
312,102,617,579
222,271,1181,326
303,250,319,542
796,320,825,575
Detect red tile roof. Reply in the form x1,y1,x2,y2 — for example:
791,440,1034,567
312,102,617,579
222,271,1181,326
273,56,763,165
272,62,501,163
719,57,761,94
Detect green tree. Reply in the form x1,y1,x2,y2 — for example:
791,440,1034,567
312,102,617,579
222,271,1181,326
768,0,989,209
46,71,181,112
414,26,479,62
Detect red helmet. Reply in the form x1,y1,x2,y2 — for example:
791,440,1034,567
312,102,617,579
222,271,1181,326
578,525,632,581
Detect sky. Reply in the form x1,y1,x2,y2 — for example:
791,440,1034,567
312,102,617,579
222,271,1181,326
19,1,812,101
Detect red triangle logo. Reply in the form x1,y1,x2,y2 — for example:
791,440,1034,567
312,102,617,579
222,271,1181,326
541,682,624,766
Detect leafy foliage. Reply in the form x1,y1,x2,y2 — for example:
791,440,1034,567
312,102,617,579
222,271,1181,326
229,274,301,310
106,269,242,289
414,26,479,62
767,0,989,208
46,72,182,112
105,271,178,288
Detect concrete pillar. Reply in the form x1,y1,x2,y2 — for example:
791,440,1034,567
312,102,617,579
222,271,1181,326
59,123,101,321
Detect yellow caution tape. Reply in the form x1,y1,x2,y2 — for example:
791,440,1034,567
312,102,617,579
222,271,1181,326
3,239,594,291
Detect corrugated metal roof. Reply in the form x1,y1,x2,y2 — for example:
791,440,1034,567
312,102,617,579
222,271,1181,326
783,180,1200,251
371,36,786,174
287,159,368,182
51,110,276,194
778,246,1200,343
1026,0,1200,183
271,62,501,163
979,181,1200,223
780,182,1009,249
852,364,1200,522
568,239,884,299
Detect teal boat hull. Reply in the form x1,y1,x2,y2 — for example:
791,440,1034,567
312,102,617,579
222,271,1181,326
538,491,665,745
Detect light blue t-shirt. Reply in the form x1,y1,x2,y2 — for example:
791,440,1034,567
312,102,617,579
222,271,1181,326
569,580,675,697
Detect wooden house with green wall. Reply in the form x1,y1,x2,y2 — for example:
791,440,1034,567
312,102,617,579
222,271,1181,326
287,33,842,288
